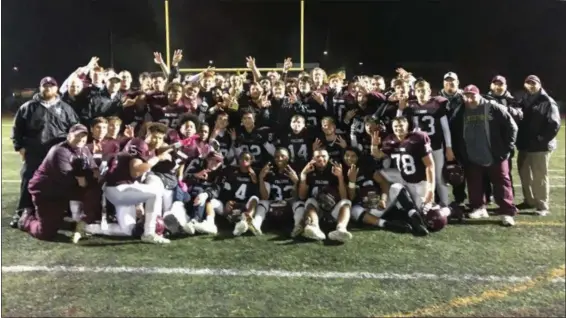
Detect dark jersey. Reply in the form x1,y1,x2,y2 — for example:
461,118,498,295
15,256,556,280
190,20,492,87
381,131,432,184
104,152,137,187
318,133,349,163
149,103,189,129
408,97,448,150
235,128,274,169
306,165,339,199
277,128,315,168
264,169,295,201
220,167,259,203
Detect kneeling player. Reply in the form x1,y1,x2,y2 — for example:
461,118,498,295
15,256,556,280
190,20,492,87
256,148,300,233
296,149,353,242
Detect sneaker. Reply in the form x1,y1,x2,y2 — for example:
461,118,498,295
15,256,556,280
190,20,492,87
290,224,304,238
408,214,429,236
193,220,218,235
501,215,515,226
9,210,23,229
72,221,87,244
516,202,533,210
233,219,249,236
302,224,326,241
328,228,353,242
468,208,489,219
141,234,171,244
17,209,32,231
181,220,196,235
535,210,550,216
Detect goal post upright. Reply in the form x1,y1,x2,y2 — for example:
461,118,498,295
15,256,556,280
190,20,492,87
164,0,305,73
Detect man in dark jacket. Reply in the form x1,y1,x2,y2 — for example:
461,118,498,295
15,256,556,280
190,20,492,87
485,75,524,198
516,75,561,216
10,76,80,228
440,72,467,205
450,85,518,226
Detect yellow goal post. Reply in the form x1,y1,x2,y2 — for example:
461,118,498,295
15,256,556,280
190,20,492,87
164,0,305,73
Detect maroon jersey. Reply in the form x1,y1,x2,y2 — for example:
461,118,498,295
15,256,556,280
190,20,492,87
381,131,432,184
87,138,120,167
149,104,189,129
104,153,137,187
28,142,96,198
407,96,448,150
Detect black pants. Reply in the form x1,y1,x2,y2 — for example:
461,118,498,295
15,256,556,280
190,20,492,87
17,153,44,212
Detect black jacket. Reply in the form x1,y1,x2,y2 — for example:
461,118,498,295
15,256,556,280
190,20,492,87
516,89,561,152
11,94,79,155
450,98,518,164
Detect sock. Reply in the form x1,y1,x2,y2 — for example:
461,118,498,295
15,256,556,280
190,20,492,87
69,201,83,222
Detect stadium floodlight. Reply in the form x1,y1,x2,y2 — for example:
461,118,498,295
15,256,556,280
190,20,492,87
165,0,305,73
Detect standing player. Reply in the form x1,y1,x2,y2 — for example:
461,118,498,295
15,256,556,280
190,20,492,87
277,114,315,170
256,148,300,234
407,80,454,207
296,149,353,242
232,110,276,170
148,82,188,129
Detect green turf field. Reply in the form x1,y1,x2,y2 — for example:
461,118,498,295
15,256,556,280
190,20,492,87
1,119,565,317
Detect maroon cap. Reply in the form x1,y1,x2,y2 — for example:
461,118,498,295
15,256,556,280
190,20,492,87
525,75,541,84
40,76,58,87
492,75,506,85
463,85,480,95
69,124,88,135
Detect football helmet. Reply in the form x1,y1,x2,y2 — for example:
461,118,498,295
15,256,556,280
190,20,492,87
443,161,465,186
422,204,448,232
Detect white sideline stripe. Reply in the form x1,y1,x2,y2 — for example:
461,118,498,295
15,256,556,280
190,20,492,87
2,265,565,284
2,179,565,188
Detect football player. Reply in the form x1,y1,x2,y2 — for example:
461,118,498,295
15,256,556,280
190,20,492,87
408,80,454,207
343,148,429,235
168,150,226,236
296,149,353,242
256,148,300,233
148,82,188,129
218,151,262,236
277,114,315,169
232,110,276,170
314,117,349,163
79,138,174,244
372,116,435,209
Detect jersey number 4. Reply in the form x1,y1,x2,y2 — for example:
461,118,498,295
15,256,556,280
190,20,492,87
391,153,416,175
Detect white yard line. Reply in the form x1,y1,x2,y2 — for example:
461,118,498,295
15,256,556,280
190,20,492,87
2,265,565,284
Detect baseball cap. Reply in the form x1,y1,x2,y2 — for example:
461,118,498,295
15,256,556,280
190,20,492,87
69,124,89,135
106,71,121,82
525,75,541,84
492,75,507,85
462,85,480,95
40,76,58,87
443,72,458,81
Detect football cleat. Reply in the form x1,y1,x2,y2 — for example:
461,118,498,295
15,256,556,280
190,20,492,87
328,228,353,242
193,220,218,235
302,224,326,241
141,234,171,244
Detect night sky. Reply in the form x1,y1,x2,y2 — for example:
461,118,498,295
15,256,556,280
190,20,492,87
2,0,565,99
